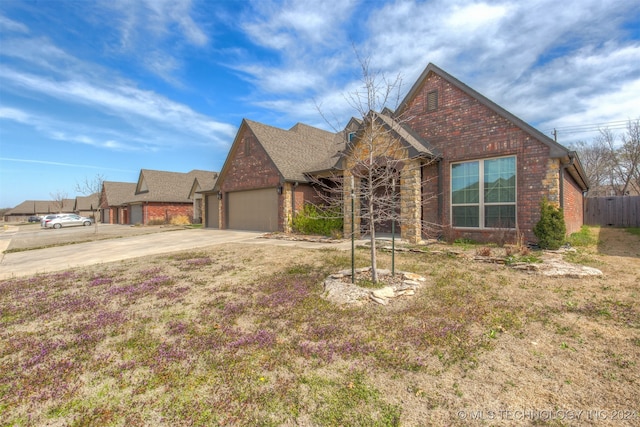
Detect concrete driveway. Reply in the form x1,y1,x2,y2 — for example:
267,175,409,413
0,227,354,279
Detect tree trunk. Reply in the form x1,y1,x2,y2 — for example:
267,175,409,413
368,151,379,283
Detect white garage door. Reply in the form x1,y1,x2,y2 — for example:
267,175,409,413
227,188,279,231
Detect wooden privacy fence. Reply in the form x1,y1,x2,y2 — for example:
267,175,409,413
584,196,640,227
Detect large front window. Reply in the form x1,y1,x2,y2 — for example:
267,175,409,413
451,156,516,228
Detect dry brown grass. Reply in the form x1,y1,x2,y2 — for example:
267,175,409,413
0,227,638,426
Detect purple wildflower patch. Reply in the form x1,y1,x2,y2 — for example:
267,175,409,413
297,339,336,362
154,342,188,365
258,280,311,310
107,275,173,298
167,320,188,336
186,258,212,266
89,277,113,287
138,267,163,277
229,329,276,349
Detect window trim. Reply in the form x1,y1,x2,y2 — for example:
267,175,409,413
450,155,517,229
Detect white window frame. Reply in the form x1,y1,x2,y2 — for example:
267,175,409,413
450,155,517,229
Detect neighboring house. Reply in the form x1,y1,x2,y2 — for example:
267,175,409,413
190,170,218,224
100,170,218,226
3,200,60,222
56,199,76,214
203,119,340,231
128,169,214,225
208,63,588,245
100,181,137,224
4,196,101,222
75,193,101,220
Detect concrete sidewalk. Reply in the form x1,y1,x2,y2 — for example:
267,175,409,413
0,228,357,279
0,229,264,279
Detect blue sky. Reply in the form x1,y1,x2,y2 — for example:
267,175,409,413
1,0,639,208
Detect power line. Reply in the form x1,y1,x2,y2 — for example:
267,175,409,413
543,119,634,140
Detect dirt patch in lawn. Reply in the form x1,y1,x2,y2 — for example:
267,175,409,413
0,227,638,426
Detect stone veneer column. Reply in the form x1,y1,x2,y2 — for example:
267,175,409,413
282,182,293,233
400,159,422,243
542,159,560,206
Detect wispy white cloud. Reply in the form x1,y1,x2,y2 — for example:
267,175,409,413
232,0,358,96
0,157,135,172
0,62,236,147
87,0,209,83
233,0,639,136
0,106,31,123
243,0,357,50
0,15,29,33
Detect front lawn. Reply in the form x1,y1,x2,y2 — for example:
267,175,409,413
1,227,638,426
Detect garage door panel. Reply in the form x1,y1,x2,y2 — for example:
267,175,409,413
228,188,278,232
130,205,142,225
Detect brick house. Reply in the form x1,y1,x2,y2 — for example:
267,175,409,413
2,200,71,222
75,193,100,220
207,63,588,244
5,196,98,222
100,181,137,224
203,120,339,231
126,169,215,225
99,170,217,225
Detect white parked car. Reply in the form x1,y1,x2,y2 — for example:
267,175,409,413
40,214,62,228
45,214,93,229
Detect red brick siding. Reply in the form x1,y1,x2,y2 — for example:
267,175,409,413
219,126,284,230
404,73,554,243
143,202,193,224
563,173,584,234
106,207,127,225
220,128,282,192
293,184,320,213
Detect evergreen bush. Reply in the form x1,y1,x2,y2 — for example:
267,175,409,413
292,204,343,236
533,198,566,250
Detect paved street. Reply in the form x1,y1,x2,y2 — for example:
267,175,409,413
0,226,355,279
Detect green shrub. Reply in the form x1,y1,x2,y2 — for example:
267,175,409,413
292,204,343,236
533,198,566,250
568,226,597,247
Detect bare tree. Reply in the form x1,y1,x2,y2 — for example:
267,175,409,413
574,118,640,196
619,119,640,195
312,55,436,283
75,174,105,232
50,190,68,213
572,138,614,196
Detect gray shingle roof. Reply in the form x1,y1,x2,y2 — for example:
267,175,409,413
102,181,136,207
132,169,216,203
75,193,100,211
244,119,341,182
376,111,436,158
190,170,218,193
6,200,52,215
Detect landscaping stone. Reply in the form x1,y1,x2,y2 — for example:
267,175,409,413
323,268,427,306
372,287,396,299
